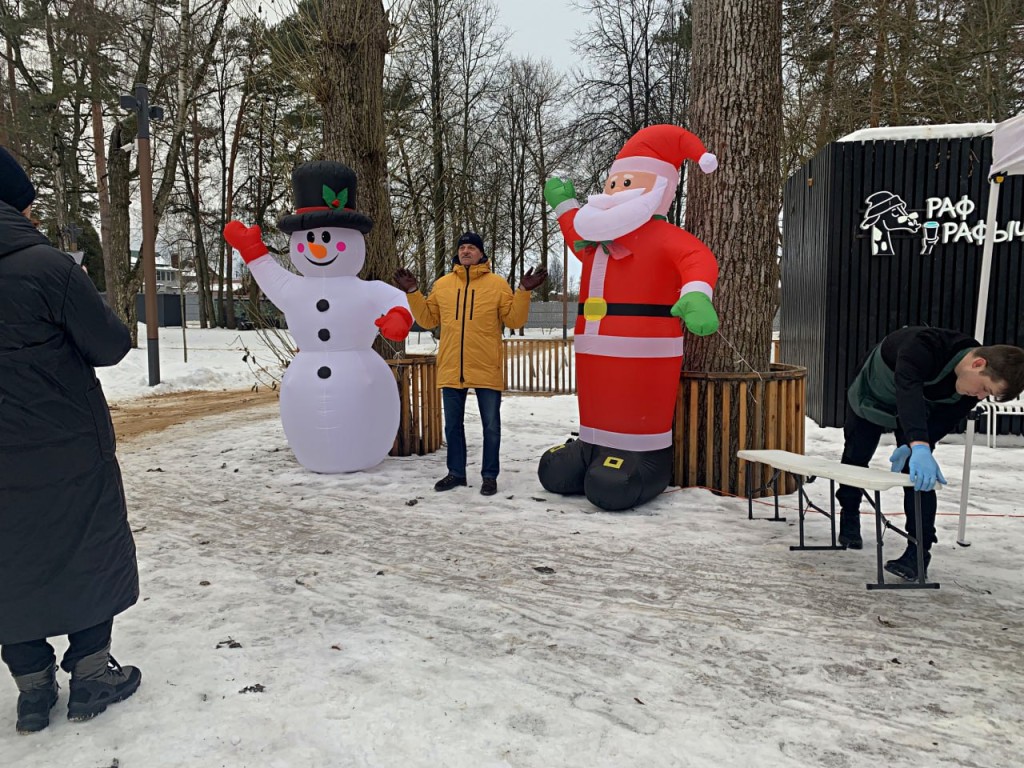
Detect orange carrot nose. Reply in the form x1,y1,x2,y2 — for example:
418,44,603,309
309,242,328,259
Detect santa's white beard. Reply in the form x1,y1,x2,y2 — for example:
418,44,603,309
575,177,667,241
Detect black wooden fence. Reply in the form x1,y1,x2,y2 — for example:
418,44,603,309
781,131,1024,430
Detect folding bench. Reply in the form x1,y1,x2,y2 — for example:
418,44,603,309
737,449,937,591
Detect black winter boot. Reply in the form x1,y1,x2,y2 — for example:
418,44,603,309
838,510,863,550
13,662,58,734
884,544,931,581
434,474,467,492
67,644,141,722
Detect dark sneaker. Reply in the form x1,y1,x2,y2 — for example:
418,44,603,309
14,663,58,734
68,646,141,722
884,546,931,581
480,478,497,496
838,510,863,550
434,474,467,492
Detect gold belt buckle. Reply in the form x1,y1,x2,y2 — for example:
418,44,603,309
583,297,607,321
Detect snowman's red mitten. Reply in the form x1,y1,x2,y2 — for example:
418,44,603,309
223,220,269,264
375,306,414,342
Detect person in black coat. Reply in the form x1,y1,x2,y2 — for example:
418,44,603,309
0,146,142,733
836,325,1024,580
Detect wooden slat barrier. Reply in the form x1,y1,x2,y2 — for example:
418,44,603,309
503,338,575,394
388,355,442,457
673,364,807,497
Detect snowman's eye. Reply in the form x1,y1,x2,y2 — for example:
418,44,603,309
305,231,315,243
321,231,331,244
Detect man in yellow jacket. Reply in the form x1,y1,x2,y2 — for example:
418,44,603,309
395,232,547,495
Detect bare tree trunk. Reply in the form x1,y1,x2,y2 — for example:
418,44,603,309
1,37,14,148
188,105,214,327
869,18,885,127
814,4,840,149
686,0,781,374
319,0,400,357
107,119,141,346
90,82,112,270
429,0,448,280
222,77,247,327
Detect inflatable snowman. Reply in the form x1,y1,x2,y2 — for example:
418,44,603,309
224,161,413,473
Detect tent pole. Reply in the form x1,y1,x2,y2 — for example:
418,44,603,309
957,177,1002,546
957,415,977,547
973,178,1001,343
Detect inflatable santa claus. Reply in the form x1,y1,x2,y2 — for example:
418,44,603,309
538,124,720,511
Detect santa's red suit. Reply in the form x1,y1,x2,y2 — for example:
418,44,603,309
555,126,719,452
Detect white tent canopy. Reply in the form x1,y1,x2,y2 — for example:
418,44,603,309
957,114,1024,545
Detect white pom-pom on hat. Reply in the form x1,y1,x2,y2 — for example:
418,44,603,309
698,152,718,174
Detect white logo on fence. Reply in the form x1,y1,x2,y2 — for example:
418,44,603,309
860,192,921,256
861,191,1024,256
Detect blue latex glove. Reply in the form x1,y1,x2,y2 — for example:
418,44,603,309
889,445,911,473
908,445,947,492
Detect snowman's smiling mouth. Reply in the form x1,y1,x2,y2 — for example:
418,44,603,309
305,254,339,267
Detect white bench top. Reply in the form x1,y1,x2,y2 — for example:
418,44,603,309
738,449,916,492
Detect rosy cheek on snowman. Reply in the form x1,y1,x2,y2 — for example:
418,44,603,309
288,228,366,277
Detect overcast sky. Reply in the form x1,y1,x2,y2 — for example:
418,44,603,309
496,0,585,73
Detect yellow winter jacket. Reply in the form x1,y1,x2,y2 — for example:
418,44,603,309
407,261,531,390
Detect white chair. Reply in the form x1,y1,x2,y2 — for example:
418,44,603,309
982,395,1024,447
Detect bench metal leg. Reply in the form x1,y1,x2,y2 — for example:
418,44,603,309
745,462,787,523
790,475,844,551
866,490,939,591
747,461,753,520
829,479,837,547
913,490,928,586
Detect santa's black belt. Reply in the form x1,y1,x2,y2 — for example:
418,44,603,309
577,301,674,320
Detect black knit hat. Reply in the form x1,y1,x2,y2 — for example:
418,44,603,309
457,231,485,255
0,146,36,212
277,161,373,235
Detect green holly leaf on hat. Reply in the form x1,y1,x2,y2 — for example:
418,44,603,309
322,185,349,210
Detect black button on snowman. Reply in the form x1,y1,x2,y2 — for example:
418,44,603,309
224,161,413,473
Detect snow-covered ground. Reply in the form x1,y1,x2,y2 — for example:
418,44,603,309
6,326,1024,767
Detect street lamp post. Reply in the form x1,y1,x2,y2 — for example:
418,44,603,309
120,84,164,386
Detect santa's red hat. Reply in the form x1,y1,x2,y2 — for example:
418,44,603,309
608,124,717,215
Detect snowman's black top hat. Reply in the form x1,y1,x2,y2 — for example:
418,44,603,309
277,161,373,234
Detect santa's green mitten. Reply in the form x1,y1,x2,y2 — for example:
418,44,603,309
543,177,577,211
671,291,719,336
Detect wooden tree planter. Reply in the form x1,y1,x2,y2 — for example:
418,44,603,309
672,363,807,497
388,355,442,457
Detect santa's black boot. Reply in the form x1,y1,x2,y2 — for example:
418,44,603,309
12,662,58,734
67,644,141,722
538,438,592,495
583,447,673,511
838,509,863,550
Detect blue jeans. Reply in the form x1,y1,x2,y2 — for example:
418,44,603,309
442,387,501,479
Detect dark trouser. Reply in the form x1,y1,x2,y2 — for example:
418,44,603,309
1,619,114,677
442,387,502,479
835,407,939,550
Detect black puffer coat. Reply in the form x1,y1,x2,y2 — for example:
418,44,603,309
0,201,138,644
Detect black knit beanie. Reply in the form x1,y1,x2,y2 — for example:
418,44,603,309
0,146,36,211
457,231,485,256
